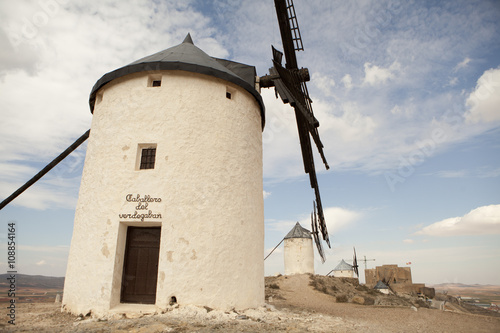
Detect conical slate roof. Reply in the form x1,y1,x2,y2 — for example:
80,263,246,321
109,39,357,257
333,259,353,271
374,280,389,289
284,222,312,239
89,33,265,127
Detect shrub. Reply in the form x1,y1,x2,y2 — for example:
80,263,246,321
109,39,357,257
336,294,348,303
364,297,375,305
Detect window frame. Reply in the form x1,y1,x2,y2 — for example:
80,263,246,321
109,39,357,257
136,144,157,170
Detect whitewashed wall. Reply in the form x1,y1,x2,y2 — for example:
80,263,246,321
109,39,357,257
333,270,354,278
63,70,264,316
283,237,314,275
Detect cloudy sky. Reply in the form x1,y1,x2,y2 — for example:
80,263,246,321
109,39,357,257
0,0,499,285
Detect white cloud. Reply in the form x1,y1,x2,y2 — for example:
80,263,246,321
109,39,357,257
415,204,500,236
454,57,471,71
300,206,362,235
265,218,301,235
465,67,500,124
423,167,500,179
263,88,380,178
262,89,304,179
433,170,468,178
328,103,378,144
390,104,415,118
263,190,271,199
390,105,402,115
312,72,335,96
36,260,46,266
403,239,414,244
363,61,400,86
341,74,352,89
477,167,500,178
267,206,361,236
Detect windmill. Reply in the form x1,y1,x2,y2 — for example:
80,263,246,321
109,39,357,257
261,0,331,262
0,1,333,264
325,247,359,277
0,0,338,315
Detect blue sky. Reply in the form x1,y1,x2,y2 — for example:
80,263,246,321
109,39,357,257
0,0,499,285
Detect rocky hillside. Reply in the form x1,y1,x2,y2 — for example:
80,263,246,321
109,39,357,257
266,274,428,309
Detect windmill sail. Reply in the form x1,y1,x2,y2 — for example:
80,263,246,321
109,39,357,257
266,0,331,255
311,201,325,262
353,247,359,277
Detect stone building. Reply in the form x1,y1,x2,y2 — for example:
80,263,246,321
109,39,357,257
283,222,314,275
365,264,434,296
62,34,265,316
365,264,412,288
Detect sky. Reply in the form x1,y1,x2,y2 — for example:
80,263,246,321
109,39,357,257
0,0,499,285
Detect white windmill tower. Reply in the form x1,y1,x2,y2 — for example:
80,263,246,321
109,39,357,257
0,0,332,318
283,222,315,275
62,34,266,316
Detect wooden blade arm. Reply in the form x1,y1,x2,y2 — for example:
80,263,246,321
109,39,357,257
274,0,300,69
0,129,90,210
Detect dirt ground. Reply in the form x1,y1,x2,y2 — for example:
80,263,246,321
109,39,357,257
2,274,499,332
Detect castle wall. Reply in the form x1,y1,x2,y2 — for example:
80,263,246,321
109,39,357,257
365,265,433,297
365,265,412,288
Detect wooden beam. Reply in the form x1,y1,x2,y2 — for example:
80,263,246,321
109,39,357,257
0,129,90,210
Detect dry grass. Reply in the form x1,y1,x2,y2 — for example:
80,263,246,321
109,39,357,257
336,294,348,303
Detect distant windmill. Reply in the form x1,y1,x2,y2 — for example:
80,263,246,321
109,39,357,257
326,248,375,277
326,247,359,277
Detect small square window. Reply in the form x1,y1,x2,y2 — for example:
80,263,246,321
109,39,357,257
226,86,235,100
139,147,156,169
148,75,162,87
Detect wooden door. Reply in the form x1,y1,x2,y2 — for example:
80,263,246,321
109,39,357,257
120,227,161,304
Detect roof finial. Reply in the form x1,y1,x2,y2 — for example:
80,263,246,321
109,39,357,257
183,33,194,44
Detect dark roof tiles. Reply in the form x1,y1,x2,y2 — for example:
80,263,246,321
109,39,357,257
333,259,353,271
284,222,312,239
89,34,265,128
